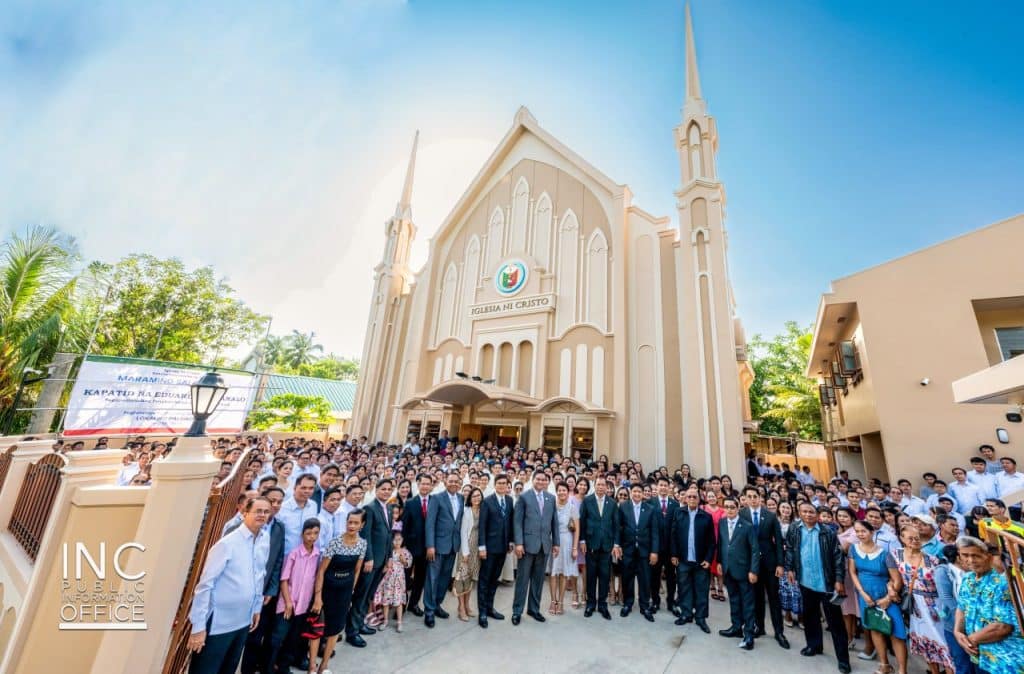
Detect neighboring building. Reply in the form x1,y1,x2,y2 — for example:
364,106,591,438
352,6,753,475
807,214,1024,485
258,373,357,434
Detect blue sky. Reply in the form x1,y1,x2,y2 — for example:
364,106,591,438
2,0,1022,358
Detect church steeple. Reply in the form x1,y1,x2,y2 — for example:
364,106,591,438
676,2,718,186
684,2,703,112
394,130,419,221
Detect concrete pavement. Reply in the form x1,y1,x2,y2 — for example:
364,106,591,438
325,580,928,674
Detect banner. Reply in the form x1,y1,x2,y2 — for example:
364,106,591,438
63,356,256,436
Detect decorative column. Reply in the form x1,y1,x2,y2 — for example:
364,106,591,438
91,435,219,674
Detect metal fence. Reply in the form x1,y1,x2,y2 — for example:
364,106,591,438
7,453,67,560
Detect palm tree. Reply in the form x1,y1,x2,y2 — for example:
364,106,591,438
283,330,323,369
0,226,81,411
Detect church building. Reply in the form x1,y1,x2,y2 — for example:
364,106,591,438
352,6,754,476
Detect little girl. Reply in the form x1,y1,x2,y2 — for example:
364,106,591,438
372,526,413,632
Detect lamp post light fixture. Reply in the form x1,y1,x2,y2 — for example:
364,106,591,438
184,371,228,437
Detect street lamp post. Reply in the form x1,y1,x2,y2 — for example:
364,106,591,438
183,372,228,437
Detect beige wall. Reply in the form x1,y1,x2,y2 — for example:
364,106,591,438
811,214,1024,486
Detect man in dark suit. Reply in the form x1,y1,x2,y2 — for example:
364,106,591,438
613,483,659,622
346,478,395,647
740,486,789,649
476,474,513,628
669,487,716,633
512,470,560,624
235,487,285,674
717,495,760,650
579,478,617,619
400,473,434,617
649,476,680,614
424,472,464,628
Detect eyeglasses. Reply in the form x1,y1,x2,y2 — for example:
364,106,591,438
724,504,738,510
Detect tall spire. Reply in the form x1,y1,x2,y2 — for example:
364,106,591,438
395,130,419,221
683,2,704,114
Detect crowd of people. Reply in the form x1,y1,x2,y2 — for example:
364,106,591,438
100,432,1024,674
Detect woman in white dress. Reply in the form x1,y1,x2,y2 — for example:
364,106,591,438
547,482,580,614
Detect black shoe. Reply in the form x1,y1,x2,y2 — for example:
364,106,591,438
599,607,612,620
838,663,851,674
671,606,682,617
719,628,743,638
511,614,521,625
435,607,450,619
696,619,711,633
478,617,488,628
345,635,366,648
651,603,660,613
584,607,595,617
674,617,688,626
739,639,754,650
297,657,310,670
800,647,822,657
754,628,766,638
359,626,376,636
675,615,693,625
424,615,435,628
620,607,631,618
643,610,655,623
409,605,423,617
527,610,546,622
488,610,505,620
775,634,790,650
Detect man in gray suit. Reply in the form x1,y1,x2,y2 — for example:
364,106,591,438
512,470,560,624
424,472,464,628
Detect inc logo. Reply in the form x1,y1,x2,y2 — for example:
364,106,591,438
495,260,528,296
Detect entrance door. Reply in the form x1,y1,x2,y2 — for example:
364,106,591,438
480,425,520,448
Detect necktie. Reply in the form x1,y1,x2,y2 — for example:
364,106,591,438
422,496,428,518
597,497,604,517
537,491,544,514
661,499,667,515
753,510,759,528
499,497,506,515
728,519,735,539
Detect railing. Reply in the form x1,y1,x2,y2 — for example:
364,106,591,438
8,453,67,560
0,445,16,493
987,528,1024,631
162,448,254,674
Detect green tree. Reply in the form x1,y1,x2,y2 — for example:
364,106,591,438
0,226,83,411
90,254,266,365
247,392,333,431
748,321,822,440
281,330,323,369
296,354,359,381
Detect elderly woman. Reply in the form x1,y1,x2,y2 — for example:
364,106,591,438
894,525,953,673
955,536,1024,674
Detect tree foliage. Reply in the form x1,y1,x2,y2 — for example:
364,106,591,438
247,392,333,431
748,321,822,440
0,226,87,410
250,331,358,381
90,254,266,365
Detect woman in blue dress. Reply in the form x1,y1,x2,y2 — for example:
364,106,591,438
847,519,908,674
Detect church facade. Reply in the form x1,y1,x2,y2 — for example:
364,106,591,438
352,6,754,476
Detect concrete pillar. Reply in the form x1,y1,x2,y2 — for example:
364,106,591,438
91,435,219,674
26,353,76,435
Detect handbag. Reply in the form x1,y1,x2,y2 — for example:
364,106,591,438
300,610,324,640
863,605,893,636
900,564,918,619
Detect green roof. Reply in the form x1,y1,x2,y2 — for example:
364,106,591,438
261,374,357,414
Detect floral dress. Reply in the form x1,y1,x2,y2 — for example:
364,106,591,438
373,548,412,607
958,567,1024,674
778,521,803,615
895,549,954,670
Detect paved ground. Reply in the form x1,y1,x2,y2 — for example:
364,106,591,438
323,580,930,674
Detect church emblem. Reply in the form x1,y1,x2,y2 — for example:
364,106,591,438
495,260,527,296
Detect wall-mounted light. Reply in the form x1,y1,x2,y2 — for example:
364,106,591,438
996,428,1010,444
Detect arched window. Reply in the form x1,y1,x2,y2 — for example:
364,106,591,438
498,342,514,387
688,123,704,180
460,236,481,340
556,210,579,335
586,229,609,331
510,176,530,254
435,263,458,344
533,193,553,270
480,343,495,379
486,207,505,272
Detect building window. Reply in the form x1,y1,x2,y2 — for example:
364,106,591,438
995,327,1024,361
543,426,564,453
571,426,594,458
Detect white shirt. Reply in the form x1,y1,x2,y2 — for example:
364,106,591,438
277,497,319,555
967,470,999,500
949,480,983,514
899,494,928,516
317,508,345,547
293,463,320,481
189,524,268,636
117,463,141,486
797,471,816,486
632,501,642,524
749,507,762,528
996,471,1024,498
726,517,739,537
